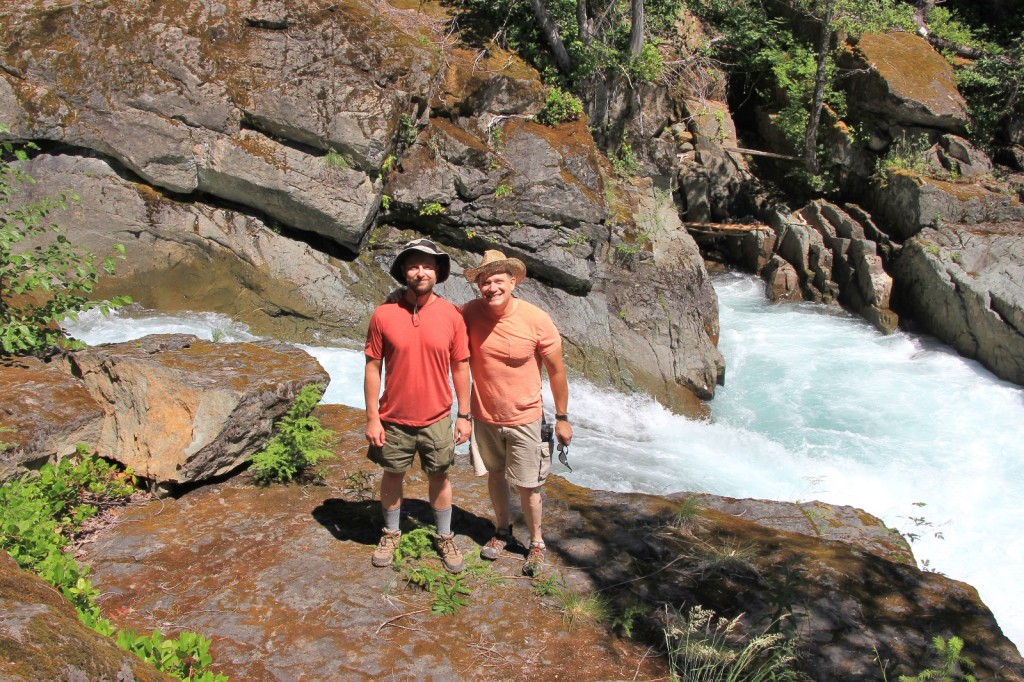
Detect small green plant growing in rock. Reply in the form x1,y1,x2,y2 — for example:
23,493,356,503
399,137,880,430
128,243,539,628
393,527,479,616
380,194,391,211
324,149,348,169
557,589,609,630
494,183,512,199
249,384,334,485
381,155,396,174
672,495,706,531
874,135,932,186
341,469,375,501
463,227,477,239
609,142,640,177
611,600,646,639
399,113,418,147
532,573,565,597
536,87,584,127
418,201,445,216
489,125,504,149
1,125,132,356
899,635,976,682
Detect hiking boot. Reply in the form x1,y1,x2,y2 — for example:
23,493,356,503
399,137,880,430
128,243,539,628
480,525,513,561
436,533,465,573
372,528,401,567
522,542,546,577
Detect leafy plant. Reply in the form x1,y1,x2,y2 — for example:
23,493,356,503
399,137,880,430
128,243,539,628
612,600,646,638
249,384,335,484
399,113,418,147
536,87,584,127
1,125,132,356
557,589,609,629
899,636,976,682
494,183,513,199
609,142,639,176
873,135,933,186
532,573,565,598
418,201,445,216
0,452,226,680
392,527,482,616
380,194,391,211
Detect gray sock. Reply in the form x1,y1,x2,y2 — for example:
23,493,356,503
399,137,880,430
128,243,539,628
383,506,401,532
434,507,453,537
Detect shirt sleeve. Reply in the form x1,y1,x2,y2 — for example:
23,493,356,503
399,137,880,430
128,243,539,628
365,309,384,360
450,309,471,363
535,308,562,357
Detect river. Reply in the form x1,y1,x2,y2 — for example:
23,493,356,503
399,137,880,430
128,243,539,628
63,272,1024,648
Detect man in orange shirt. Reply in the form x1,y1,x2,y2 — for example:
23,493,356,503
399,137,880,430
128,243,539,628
364,238,471,573
462,250,573,576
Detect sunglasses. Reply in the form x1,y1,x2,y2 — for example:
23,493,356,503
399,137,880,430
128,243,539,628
557,443,572,473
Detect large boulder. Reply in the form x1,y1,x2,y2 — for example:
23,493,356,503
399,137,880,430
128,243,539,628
839,32,969,134
66,334,330,489
893,222,1024,385
0,551,175,681
0,358,104,483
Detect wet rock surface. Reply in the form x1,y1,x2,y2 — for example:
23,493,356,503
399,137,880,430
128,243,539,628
75,405,1024,682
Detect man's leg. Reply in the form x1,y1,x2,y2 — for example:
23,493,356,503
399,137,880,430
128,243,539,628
488,470,511,531
517,485,543,546
427,471,453,535
373,471,405,567
422,417,464,573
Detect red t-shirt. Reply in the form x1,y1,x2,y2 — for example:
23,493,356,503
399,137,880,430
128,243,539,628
462,298,562,426
365,296,470,427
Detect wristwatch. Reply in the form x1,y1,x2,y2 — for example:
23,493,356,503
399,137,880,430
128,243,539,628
555,414,569,421
457,413,471,420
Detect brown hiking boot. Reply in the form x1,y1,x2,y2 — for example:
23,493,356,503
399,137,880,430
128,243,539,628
435,533,465,573
480,525,512,561
522,542,545,577
372,528,401,567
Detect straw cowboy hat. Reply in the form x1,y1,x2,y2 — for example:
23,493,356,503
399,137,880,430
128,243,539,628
388,238,452,284
463,249,527,284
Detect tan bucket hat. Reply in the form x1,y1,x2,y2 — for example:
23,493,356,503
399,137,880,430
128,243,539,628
463,249,527,284
389,238,451,284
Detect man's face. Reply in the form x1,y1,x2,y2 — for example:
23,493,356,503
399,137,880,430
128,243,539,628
477,271,516,310
403,253,438,296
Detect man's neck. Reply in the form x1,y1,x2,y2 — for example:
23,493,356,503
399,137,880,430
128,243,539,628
483,297,515,319
404,288,434,308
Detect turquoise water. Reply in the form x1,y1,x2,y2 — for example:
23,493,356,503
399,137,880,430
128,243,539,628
64,274,1024,647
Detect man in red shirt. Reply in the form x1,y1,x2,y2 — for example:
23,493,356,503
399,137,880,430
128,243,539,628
364,238,471,573
462,250,573,576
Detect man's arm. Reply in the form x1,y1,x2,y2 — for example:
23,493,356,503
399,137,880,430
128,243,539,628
364,356,386,447
451,358,471,445
542,349,573,446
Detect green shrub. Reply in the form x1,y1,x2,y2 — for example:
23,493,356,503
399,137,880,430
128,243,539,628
899,635,976,682
418,201,445,216
537,87,584,127
0,452,226,680
1,124,132,356
249,384,334,484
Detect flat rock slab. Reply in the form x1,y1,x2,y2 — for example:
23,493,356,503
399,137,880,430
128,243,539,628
78,405,668,681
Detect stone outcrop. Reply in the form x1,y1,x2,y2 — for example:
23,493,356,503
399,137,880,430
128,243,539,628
0,551,175,682
0,357,104,481
56,404,1022,682
893,222,1024,384
64,334,330,489
1,0,725,410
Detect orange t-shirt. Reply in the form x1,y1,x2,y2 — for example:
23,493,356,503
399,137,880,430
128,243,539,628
365,296,469,427
462,298,562,426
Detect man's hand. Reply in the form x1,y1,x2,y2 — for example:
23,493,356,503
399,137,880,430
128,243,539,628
555,420,573,447
454,417,471,445
365,417,386,447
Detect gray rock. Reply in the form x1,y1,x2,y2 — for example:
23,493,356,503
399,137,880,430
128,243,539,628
893,224,1024,385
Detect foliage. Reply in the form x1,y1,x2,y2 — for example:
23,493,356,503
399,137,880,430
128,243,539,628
952,33,1024,150
494,183,513,198
672,494,706,530
323,150,349,169
609,142,640,176
899,636,976,682
873,135,932,186
249,384,334,485
536,86,584,127
663,604,799,682
418,201,445,216
557,588,609,629
392,527,481,616
1,125,132,356
399,113,418,147
0,452,226,680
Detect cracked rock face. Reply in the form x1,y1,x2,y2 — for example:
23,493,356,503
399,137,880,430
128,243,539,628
1,0,726,410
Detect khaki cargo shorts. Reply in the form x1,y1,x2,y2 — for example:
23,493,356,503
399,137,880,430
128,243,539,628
367,415,455,475
469,418,550,489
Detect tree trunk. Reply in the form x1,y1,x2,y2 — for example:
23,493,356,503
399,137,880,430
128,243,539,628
529,0,573,76
804,0,833,175
629,0,645,56
577,0,592,46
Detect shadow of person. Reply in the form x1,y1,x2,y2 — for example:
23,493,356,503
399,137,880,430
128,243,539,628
311,498,494,548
